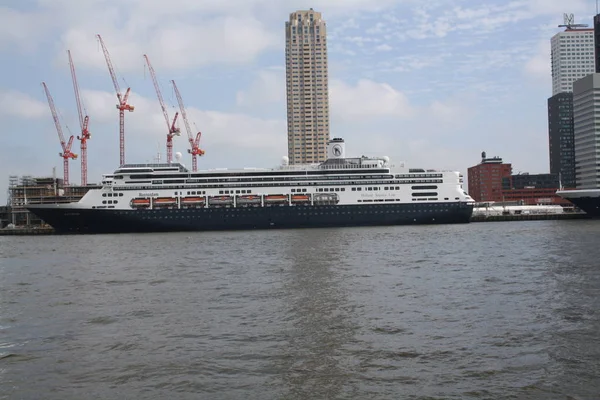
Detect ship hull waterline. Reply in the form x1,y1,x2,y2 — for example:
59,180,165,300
27,202,474,234
556,190,600,218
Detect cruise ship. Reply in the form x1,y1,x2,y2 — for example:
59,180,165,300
556,189,600,217
27,138,475,234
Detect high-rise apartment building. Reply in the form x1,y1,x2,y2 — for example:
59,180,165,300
551,27,595,95
285,9,330,164
548,92,576,188
573,73,600,189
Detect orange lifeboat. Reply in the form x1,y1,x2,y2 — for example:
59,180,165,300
265,194,289,204
237,195,261,205
181,196,206,204
208,196,234,206
153,197,178,206
131,198,151,208
291,194,311,203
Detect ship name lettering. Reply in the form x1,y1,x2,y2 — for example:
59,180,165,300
139,192,159,197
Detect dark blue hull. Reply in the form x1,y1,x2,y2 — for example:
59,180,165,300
27,202,474,234
562,197,600,217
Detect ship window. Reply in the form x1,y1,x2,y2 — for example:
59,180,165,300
114,200,118,204
102,193,106,197
219,191,223,194
412,192,438,197
412,185,438,190
352,188,356,191
291,189,296,192
455,197,459,200
102,200,106,204
445,198,449,200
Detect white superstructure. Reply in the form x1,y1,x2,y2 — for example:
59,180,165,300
72,138,473,211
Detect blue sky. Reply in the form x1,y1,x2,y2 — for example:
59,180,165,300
0,0,596,203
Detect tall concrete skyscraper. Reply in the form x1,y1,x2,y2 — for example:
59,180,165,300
550,23,595,95
285,9,330,164
573,74,600,189
548,92,576,188
548,16,594,188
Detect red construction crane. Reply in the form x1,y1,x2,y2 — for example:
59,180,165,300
42,82,78,186
171,80,205,171
143,54,180,163
96,34,134,166
68,50,91,186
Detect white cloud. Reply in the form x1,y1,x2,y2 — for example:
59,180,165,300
0,90,48,119
236,69,285,107
2,0,407,74
0,6,53,52
375,44,393,52
524,40,551,83
59,16,278,72
330,79,414,121
429,100,470,124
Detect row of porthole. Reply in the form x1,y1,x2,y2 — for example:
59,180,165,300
130,205,452,215
102,193,124,197
137,209,451,219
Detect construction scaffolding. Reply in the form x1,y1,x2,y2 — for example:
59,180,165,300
6,175,99,227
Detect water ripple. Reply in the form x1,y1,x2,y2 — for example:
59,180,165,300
0,222,599,399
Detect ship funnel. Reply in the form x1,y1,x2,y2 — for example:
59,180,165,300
327,138,346,159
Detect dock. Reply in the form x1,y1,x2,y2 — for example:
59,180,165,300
470,213,589,222
0,227,56,236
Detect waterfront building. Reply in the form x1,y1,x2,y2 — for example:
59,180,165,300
573,73,600,189
467,152,512,202
548,92,576,189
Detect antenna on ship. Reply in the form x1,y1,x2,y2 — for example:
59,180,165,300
155,142,161,163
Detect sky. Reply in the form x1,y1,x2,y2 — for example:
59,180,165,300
0,0,596,203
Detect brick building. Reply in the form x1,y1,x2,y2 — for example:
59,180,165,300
501,173,571,206
467,152,512,202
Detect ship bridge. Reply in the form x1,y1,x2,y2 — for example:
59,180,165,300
114,163,189,174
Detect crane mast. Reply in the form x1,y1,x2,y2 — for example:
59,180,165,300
143,54,180,163
68,50,91,186
171,80,205,171
97,34,134,166
42,82,77,186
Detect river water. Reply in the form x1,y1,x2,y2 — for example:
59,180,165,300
1,220,599,399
